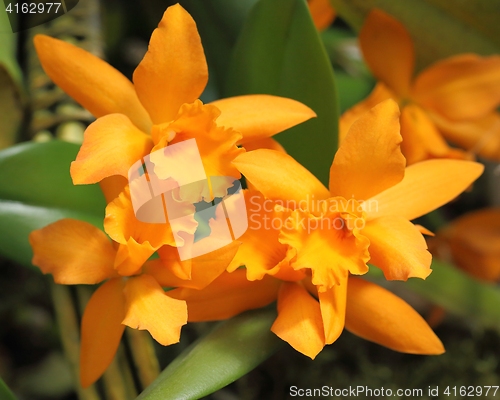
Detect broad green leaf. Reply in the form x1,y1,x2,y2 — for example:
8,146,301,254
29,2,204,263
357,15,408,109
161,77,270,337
182,0,258,102
0,200,103,268
334,71,374,113
0,376,17,400
0,141,105,215
225,0,338,186
0,11,23,149
368,259,500,331
319,29,375,112
330,0,500,73
405,259,500,330
0,141,105,267
137,309,283,400
16,353,73,398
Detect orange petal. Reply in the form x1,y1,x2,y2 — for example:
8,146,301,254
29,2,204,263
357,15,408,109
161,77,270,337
308,0,336,31
122,274,187,345
330,99,405,199
271,282,325,359
133,4,208,124
154,101,244,185
429,111,500,161
33,35,152,133
147,240,241,289
159,245,192,281
400,104,462,165
29,219,116,285
114,239,156,276
169,270,280,321
71,114,153,185
233,150,330,206
99,176,128,204
210,95,316,144
80,278,126,387
104,185,177,249
362,216,432,280
318,275,347,345
437,208,500,282
366,159,484,221
243,137,286,153
339,83,395,144
415,225,434,237
279,204,370,292
413,54,500,121
227,191,293,280
359,10,414,97
345,278,444,354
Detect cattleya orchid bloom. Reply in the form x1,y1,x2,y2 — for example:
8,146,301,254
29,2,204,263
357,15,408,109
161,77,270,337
29,218,241,387
340,9,500,164
33,4,315,192
223,99,484,357
307,0,336,31
430,208,500,282
33,4,315,276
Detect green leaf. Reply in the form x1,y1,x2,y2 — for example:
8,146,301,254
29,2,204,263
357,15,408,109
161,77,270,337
317,29,375,112
404,259,500,330
0,141,105,268
0,375,18,400
0,141,105,215
225,0,339,186
137,309,283,400
335,70,374,113
330,0,500,73
0,200,103,268
16,353,74,398
182,0,259,102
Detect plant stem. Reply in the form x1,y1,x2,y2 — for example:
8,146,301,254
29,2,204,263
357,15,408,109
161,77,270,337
126,328,161,389
50,282,100,400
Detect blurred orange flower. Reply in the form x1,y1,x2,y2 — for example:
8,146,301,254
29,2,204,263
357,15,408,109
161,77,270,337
431,208,500,282
340,9,500,164
308,0,336,30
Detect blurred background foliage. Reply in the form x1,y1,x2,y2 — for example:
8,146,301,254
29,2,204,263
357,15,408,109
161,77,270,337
1,0,500,398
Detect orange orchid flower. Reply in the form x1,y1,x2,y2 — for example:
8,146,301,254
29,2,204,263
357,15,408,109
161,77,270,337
164,189,444,359
29,219,187,387
33,4,315,195
308,0,336,31
430,208,500,282
29,218,241,387
340,9,500,164
227,99,483,357
33,4,315,276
